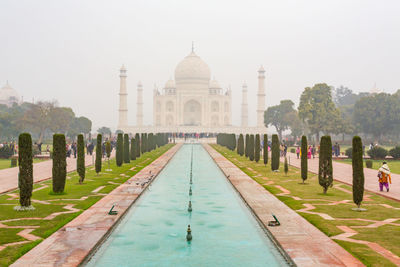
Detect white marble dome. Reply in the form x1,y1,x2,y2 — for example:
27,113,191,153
209,79,221,89
164,79,175,88
174,52,211,83
0,82,19,106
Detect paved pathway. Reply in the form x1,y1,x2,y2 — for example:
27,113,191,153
283,153,400,201
205,144,363,267
11,144,181,267
0,152,114,194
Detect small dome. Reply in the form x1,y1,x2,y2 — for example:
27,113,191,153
175,52,211,83
0,82,19,106
164,79,175,89
209,79,221,89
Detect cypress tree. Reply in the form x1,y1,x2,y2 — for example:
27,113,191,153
116,133,123,166
352,136,365,210
135,133,141,158
231,133,236,151
237,134,244,156
141,133,146,153
318,136,333,194
52,134,67,193
249,134,255,161
105,141,111,159
301,135,308,183
130,138,136,160
284,156,289,175
95,134,102,174
77,134,85,184
123,134,130,163
18,133,33,208
255,134,260,162
263,134,268,165
271,134,280,171
245,134,249,158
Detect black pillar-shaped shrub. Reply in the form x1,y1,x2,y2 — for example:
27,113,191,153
95,134,102,174
135,133,141,158
255,134,260,163
284,156,289,175
245,134,249,158
52,134,67,193
116,133,123,167
352,136,365,210
263,134,268,165
123,134,130,163
130,138,136,160
318,135,333,194
249,134,255,161
18,133,33,208
271,134,280,171
77,134,85,184
301,135,308,183
237,134,244,156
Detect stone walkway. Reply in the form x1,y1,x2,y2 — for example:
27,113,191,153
11,144,181,267
204,144,364,267
0,152,114,194
283,153,400,201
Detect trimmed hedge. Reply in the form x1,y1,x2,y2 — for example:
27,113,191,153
245,134,249,158
366,160,373,168
18,133,33,207
389,146,400,159
255,134,260,163
135,133,141,158
352,136,364,208
345,147,353,159
95,134,102,174
284,156,288,175
271,134,280,171
123,134,130,163
116,133,123,167
248,134,255,161
237,134,244,156
52,134,67,193
77,134,85,184
318,135,333,194
263,134,268,165
130,138,136,160
367,146,387,159
301,135,308,183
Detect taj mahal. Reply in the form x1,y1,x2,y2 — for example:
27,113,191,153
117,48,267,134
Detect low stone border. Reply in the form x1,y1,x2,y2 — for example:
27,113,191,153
203,144,364,267
11,144,181,267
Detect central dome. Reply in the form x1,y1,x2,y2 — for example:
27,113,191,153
174,52,211,83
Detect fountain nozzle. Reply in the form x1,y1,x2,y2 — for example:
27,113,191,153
188,201,192,212
189,187,192,196
186,225,192,241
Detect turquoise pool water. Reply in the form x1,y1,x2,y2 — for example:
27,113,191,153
86,144,289,267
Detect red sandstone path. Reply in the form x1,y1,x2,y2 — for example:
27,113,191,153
0,152,114,194
283,153,400,201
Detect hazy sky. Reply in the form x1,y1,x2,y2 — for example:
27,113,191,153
1,0,399,130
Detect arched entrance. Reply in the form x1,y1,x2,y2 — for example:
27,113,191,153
183,100,201,126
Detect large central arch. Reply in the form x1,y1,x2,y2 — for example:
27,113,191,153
183,100,201,126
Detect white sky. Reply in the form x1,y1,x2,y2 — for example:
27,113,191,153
1,0,399,130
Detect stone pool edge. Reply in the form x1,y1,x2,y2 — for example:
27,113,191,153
203,144,364,267
11,143,182,267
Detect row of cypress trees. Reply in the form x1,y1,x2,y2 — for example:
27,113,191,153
216,133,236,151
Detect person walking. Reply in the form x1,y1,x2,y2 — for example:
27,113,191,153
296,146,300,159
378,162,392,192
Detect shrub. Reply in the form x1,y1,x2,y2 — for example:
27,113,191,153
290,148,295,153
135,133,141,158
130,138,136,160
116,133,123,166
18,133,33,207
366,160,373,168
237,134,244,156
11,157,17,167
123,134,130,163
105,141,111,158
95,134,102,174
301,136,308,183
0,144,14,158
389,146,400,159
352,136,364,209
77,134,85,184
284,156,288,175
263,134,268,165
245,134,249,158
248,135,255,161
318,136,333,194
52,134,67,193
367,146,387,159
255,134,260,163
345,147,353,159
271,134,280,171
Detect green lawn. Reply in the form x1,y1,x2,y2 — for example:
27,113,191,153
212,144,400,267
334,158,400,174
0,144,174,266
0,158,47,171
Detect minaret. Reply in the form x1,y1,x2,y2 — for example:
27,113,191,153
118,65,128,129
241,82,248,127
257,66,266,128
137,81,144,126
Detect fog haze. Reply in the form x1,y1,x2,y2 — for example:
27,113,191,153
1,0,399,130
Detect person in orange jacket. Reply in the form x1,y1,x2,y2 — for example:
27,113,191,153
378,162,392,192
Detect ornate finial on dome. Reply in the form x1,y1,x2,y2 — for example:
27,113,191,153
120,64,126,71
258,65,265,72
